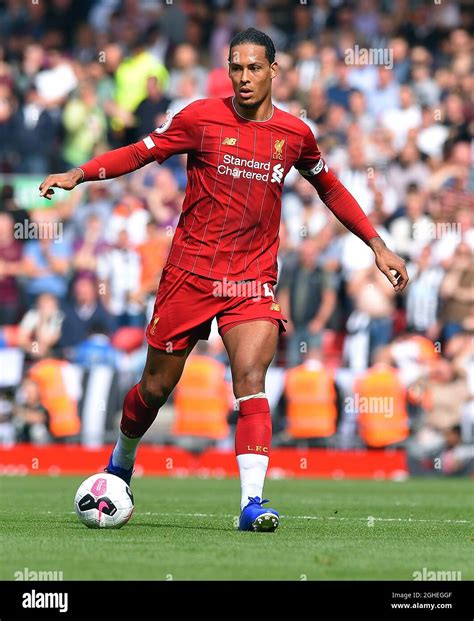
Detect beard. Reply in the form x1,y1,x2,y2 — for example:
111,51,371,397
236,94,264,109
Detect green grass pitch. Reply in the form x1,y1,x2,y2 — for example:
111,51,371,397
0,477,472,581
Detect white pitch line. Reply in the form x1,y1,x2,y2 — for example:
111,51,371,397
48,511,472,524
288,515,472,524
123,512,474,524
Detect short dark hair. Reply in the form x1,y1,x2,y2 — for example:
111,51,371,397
228,28,276,65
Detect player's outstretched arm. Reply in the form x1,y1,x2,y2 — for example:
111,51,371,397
39,141,155,200
300,162,409,292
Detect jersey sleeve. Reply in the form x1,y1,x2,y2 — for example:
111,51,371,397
294,125,322,176
142,101,201,164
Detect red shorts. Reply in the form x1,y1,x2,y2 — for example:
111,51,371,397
145,263,287,351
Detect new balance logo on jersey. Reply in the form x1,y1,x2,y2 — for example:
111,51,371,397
222,137,238,146
270,164,284,184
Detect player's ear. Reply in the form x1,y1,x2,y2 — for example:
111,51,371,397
270,61,278,80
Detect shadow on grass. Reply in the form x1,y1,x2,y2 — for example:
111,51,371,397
65,522,234,533
130,522,234,532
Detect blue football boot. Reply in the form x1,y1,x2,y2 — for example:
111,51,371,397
104,454,133,486
239,496,279,532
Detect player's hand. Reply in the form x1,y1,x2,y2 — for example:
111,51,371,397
369,237,409,292
39,168,84,200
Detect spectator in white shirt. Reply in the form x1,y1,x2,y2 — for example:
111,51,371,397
282,176,329,249
386,143,430,208
97,229,144,328
416,105,449,160
167,44,208,100
405,245,444,338
390,185,433,261
34,50,78,109
348,89,376,135
365,67,400,120
18,293,64,359
381,85,422,151
338,141,374,215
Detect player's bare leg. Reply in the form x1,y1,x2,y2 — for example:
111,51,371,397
222,320,280,531
106,342,196,483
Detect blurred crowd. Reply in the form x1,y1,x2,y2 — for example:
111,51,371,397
0,0,472,473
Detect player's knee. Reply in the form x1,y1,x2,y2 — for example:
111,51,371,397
139,376,174,409
232,368,266,397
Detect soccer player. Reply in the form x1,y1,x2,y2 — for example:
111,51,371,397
39,29,408,532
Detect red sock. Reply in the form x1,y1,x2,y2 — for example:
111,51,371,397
235,397,272,456
120,384,159,439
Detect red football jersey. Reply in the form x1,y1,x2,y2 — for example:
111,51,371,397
142,96,321,284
